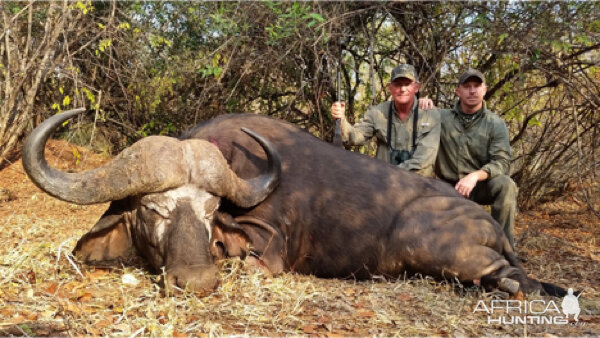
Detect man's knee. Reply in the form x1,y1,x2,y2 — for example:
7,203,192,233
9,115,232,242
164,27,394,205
489,175,518,199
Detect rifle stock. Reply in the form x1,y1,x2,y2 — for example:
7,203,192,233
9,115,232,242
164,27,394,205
333,119,342,146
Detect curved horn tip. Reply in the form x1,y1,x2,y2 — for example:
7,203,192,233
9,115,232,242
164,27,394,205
240,127,255,137
24,107,89,152
57,107,88,118
22,106,98,205
240,128,275,149
67,107,88,113
232,126,282,207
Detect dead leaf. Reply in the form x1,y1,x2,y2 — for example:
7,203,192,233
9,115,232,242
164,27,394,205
86,268,109,280
25,270,36,284
59,300,82,315
579,315,600,323
173,330,188,337
1,307,15,318
78,292,93,302
121,273,139,286
396,293,411,301
317,315,331,324
42,282,58,295
302,324,317,334
326,333,345,338
11,314,26,324
24,311,38,321
54,284,76,300
88,328,101,336
510,291,525,301
356,310,376,318
186,315,200,323
96,319,113,328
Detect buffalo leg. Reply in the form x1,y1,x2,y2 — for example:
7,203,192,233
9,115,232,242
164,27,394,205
447,246,530,295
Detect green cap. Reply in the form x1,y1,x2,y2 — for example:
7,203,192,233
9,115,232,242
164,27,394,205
458,68,485,84
390,64,418,82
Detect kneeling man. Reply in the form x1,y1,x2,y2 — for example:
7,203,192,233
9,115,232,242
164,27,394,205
436,69,518,248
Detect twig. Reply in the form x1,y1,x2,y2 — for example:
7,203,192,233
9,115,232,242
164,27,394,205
570,93,600,219
56,237,85,279
129,327,146,338
89,91,102,148
543,232,600,254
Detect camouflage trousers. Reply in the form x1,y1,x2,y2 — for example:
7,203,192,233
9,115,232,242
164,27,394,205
447,174,518,249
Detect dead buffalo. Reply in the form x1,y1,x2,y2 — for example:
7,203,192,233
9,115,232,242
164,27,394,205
23,108,281,292
24,109,567,296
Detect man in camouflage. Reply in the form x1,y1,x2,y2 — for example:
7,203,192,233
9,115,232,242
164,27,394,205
436,68,518,248
330,64,440,177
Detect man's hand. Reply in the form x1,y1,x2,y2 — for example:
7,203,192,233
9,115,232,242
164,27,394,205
418,97,436,110
331,102,346,121
455,170,489,198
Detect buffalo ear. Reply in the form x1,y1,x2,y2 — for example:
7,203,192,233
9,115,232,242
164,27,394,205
73,200,135,265
210,212,251,260
85,214,123,236
211,213,285,275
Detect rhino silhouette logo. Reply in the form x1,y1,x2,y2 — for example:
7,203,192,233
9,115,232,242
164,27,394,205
561,288,582,321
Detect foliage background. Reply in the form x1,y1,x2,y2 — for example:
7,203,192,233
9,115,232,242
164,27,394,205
1,1,599,209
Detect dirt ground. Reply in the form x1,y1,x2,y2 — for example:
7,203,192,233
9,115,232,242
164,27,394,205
0,140,598,336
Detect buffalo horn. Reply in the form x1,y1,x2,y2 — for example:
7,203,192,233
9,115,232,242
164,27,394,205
23,108,281,207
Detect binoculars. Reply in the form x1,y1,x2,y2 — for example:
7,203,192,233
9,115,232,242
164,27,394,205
390,149,412,165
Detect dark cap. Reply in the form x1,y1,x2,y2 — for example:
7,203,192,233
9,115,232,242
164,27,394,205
390,64,418,82
458,68,485,85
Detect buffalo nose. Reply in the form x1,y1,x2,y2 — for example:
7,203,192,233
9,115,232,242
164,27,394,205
165,264,220,296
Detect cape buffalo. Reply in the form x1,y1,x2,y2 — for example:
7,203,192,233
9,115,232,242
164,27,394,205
23,108,281,292
24,109,567,296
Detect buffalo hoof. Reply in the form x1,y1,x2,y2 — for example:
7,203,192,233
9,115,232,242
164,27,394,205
498,277,520,295
165,265,220,295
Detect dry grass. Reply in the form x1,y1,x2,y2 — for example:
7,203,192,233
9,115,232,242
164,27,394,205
0,140,598,336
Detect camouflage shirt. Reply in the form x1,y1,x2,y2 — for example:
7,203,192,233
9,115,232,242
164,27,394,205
435,101,512,182
340,98,441,177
